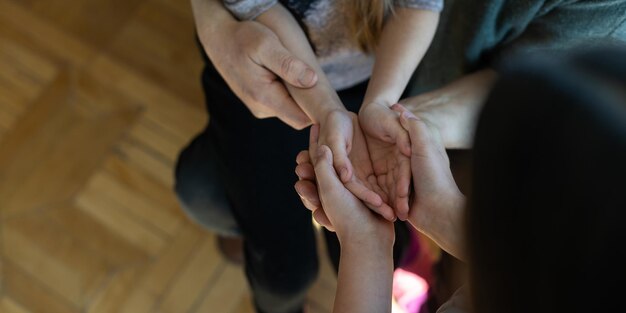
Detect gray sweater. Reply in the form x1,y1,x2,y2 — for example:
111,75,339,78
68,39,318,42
409,0,626,95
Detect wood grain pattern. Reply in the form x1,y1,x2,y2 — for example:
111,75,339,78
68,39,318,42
0,0,337,311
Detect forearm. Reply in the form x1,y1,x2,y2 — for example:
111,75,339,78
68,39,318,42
334,240,394,313
191,0,236,48
407,69,498,149
410,195,467,261
256,5,344,122
363,8,439,107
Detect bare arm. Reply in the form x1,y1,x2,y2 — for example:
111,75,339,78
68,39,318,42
311,142,395,313
358,8,439,220
335,241,394,313
363,8,439,107
191,0,233,38
401,69,498,149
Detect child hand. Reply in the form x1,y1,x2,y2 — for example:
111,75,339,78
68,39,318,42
392,104,464,239
298,138,395,244
311,116,396,222
359,101,412,220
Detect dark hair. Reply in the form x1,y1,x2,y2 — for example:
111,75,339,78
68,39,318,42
467,47,626,313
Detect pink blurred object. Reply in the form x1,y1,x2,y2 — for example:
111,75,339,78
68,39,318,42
392,227,437,313
392,268,429,313
400,227,435,285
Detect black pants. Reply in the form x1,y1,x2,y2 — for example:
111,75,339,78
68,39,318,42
175,61,409,313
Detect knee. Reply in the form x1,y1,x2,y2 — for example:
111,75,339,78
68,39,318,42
175,185,240,237
251,249,320,313
174,139,240,237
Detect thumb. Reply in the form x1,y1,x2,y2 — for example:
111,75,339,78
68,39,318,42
259,43,318,88
308,124,320,166
264,81,312,129
398,108,438,184
399,110,430,155
314,145,345,196
383,113,412,157
393,104,430,148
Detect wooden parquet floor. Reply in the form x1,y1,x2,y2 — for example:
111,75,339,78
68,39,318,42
0,0,336,312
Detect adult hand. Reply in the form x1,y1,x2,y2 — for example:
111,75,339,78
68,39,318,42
359,101,412,221
393,104,466,260
199,19,318,129
315,111,396,222
398,69,498,149
301,136,395,244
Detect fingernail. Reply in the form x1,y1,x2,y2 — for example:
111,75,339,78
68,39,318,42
294,185,302,196
298,69,316,86
402,111,417,121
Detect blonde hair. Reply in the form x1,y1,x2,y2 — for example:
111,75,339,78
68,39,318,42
348,0,394,53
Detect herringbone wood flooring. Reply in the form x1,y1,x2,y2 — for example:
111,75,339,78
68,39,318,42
0,0,336,312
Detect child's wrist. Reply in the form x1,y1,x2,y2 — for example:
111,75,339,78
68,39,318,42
338,225,395,251
362,97,395,109
340,233,394,255
313,102,347,123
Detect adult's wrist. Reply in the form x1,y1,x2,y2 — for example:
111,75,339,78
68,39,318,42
409,193,466,261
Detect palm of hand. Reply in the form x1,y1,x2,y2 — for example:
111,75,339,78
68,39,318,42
316,110,396,221
349,117,392,211
360,104,412,220
313,145,395,243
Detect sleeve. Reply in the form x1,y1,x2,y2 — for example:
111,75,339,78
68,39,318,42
491,0,626,68
394,0,443,12
222,0,278,20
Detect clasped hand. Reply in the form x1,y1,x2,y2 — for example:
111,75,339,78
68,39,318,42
295,104,409,226
295,104,463,242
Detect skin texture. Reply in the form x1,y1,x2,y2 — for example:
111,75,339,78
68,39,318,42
400,69,498,149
